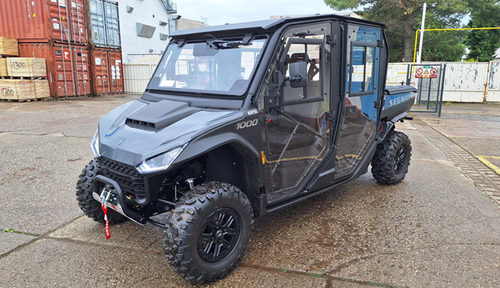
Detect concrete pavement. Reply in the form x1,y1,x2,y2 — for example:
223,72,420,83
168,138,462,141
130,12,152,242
0,96,499,287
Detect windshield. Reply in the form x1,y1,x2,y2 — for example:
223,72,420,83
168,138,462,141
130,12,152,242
148,37,267,96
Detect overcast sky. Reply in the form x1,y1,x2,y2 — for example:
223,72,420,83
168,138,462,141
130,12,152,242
176,0,343,26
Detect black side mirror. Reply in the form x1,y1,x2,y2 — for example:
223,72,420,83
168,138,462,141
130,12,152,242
286,62,308,88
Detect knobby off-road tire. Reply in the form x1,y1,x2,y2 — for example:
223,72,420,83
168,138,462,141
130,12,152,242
371,130,412,184
164,181,254,284
76,159,128,224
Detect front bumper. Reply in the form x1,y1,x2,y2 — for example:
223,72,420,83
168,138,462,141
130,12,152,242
92,175,148,225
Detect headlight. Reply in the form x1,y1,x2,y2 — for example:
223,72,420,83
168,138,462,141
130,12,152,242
91,129,100,157
137,147,184,174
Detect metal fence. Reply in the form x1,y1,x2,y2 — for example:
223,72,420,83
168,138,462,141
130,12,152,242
123,61,500,102
387,61,500,103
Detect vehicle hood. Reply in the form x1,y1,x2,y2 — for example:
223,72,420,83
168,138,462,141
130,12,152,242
97,99,243,167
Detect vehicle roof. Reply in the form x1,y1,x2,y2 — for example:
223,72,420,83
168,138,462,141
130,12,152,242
170,14,385,38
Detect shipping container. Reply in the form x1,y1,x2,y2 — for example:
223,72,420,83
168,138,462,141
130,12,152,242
87,0,121,48
69,0,88,44
87,0,107,46
104,1,121,47
0,0,87,44
18,43,91,98
89,47,124,95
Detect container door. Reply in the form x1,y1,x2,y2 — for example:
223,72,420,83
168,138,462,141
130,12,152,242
72,46,90,96
89,0,106,46
70,0,87,44
91,49,110,95
48,0,71,42
108,51,124,93
259,22,332,205
104,1,120,47
333,25,382,179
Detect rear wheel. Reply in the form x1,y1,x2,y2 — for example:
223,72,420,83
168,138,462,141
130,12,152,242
76,159,128,224
164,181,254,283
371,130,412,184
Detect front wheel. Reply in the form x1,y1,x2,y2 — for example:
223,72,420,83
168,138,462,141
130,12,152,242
163,181,254,283
371,130,412,184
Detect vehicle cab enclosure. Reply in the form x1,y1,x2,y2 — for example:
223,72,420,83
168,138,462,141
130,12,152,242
86,15,415,225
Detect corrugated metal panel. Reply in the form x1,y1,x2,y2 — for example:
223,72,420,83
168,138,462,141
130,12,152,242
488,61,500,90
123,64,157,94
18,43,91,98
88,0,107,46
69,0,88,44
0,0,86,44
487,61,500,102
104,1,121,47
90,47,124,95
87,0,121,48
444,62,489,91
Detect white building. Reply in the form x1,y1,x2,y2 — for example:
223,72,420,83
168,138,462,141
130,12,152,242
115,0,177,63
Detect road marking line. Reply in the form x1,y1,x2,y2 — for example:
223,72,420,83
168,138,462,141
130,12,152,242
476,156,500,160
476,156,500,176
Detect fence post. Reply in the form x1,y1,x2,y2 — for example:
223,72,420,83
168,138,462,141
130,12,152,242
483,61,491,103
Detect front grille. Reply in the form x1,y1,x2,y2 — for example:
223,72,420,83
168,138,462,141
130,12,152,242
99,157,146,202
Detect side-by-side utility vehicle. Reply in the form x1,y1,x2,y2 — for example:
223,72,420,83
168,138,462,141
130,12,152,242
76,14,416,283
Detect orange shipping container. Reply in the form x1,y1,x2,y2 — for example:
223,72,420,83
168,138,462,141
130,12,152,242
90,47,124,95
18,43,91,98
0,0,87,44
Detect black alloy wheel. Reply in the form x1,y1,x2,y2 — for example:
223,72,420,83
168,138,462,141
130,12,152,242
198,208,241,263
164,181,254,284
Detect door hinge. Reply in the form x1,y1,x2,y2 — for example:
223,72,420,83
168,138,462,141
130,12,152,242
325,111,335,121
374,101,381,108
326,35,336,46
377,39,384,48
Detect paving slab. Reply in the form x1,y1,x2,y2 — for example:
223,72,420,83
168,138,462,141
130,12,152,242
0,134,93,235
0,231,36,256
50,217,165,253
0,239,328,288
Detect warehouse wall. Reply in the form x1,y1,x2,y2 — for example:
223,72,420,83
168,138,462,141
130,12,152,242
117,0,171,64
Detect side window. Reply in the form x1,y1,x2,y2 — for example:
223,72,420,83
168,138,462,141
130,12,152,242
350,44,376,95
283,42,323,101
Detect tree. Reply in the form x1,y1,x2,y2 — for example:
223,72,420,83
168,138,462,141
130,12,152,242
324,0,468,62
465,0,500,62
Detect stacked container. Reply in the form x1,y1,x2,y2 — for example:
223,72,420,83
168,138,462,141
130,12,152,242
87,0,124,95
0,0,123,98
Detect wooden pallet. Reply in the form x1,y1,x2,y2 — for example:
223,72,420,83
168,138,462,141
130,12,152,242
5,58,46,77
0,37,18,56
0,79,50,101
0,59,7,76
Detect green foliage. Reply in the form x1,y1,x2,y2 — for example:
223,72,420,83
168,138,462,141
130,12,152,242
465,0,500,62
324,0,469,62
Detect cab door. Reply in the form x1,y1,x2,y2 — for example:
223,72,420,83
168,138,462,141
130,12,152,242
257,22,333,205
333,25,383,179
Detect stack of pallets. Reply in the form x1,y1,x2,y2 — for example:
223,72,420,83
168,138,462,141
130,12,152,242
0,36,50,102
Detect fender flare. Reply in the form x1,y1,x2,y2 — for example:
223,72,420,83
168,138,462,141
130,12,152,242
175,131,261,166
